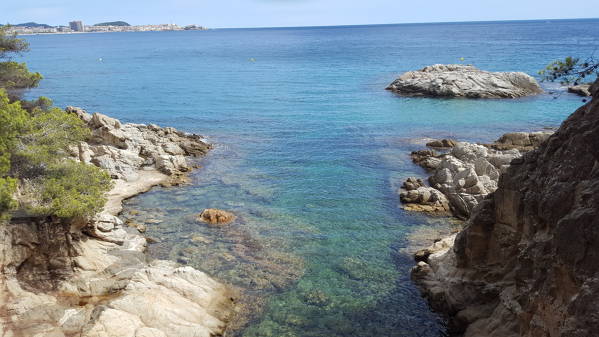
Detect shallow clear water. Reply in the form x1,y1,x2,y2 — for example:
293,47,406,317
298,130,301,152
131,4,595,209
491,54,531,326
22,19,599,336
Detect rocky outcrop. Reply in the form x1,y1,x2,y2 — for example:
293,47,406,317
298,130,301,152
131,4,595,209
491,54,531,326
568,83,592,96
411,79,599,337
197,208,236,225
1,109,235,337
386,64,543,98
67,106,210,181
487,130,554,151
400,131,552,218
400,177,451,214
426,139,458,149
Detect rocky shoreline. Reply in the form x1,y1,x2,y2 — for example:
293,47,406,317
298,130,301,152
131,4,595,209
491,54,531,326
400,130,552,219
409,80,599,336
0,108,236,337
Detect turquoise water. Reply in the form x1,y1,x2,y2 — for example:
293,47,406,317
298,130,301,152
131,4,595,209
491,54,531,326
22,19,599,336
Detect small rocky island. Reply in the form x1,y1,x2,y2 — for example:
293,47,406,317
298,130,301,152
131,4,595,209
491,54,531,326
0,108,235,337
387,64,543,98
410,80,599,336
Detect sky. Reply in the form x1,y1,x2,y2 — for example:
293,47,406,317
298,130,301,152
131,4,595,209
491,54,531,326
2,0,599,29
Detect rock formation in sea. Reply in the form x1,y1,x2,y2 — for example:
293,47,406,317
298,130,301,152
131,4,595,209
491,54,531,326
197,208,236,225
411,79,599,337
400,131,552,219
386,64,543,98
0,107,235,337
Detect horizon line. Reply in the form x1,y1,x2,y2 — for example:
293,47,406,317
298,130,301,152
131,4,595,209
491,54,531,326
211,17,598,30
5,16,598,30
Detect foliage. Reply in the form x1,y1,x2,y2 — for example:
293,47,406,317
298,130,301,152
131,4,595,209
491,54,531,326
0,90,28,218
0,89,112,220
16,103,90,168
539,56,599,85
0,178,17,221
32,162,112,218
0,27,112,221
0,61,42,92
0,26,42,98
0,25,29,58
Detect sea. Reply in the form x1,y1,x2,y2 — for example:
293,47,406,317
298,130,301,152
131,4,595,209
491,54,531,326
22,18,599,337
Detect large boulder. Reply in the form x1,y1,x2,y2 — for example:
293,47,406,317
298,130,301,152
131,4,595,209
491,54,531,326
490,130,553,151
386,64,543,98
428,143,520,218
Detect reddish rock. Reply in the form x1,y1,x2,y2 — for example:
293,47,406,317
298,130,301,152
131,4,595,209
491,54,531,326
197,209,236,225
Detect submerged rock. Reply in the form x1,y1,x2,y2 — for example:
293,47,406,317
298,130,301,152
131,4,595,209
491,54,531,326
412,79,599,337
386,64,543,98
197,209,236,225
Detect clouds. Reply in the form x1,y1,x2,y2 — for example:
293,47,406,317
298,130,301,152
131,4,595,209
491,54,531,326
2,0,598,28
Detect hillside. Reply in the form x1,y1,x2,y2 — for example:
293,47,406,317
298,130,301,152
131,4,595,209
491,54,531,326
94,21,130,26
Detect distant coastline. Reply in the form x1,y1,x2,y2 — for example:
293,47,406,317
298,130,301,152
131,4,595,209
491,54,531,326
4,22,208,35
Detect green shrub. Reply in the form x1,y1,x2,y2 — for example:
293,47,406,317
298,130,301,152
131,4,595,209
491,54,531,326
0,29,113,221
0,61,42,92
0,177,17,220
0,89,112,220
32,161,113,218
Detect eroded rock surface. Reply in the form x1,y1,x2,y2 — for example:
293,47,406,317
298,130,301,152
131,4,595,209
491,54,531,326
400,177,450,214
400,131,552,218
1,109,235,337
67,107,210,181
386,64,543,98
411,80,599,337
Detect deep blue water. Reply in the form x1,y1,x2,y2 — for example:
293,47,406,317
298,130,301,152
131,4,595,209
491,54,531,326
22,19,599,336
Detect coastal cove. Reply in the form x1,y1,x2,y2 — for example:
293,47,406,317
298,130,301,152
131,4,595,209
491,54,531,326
22,20,599,336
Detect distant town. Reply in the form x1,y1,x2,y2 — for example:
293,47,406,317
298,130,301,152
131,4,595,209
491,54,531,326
3,21,208,35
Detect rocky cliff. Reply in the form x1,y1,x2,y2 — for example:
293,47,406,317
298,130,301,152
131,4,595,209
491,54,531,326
0,108,235,337
387,64,543,98
411,79,599,337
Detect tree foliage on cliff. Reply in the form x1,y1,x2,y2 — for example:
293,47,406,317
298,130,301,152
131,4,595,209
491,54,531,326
0,26,42,98
539,56,599,84
0,31,112,221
